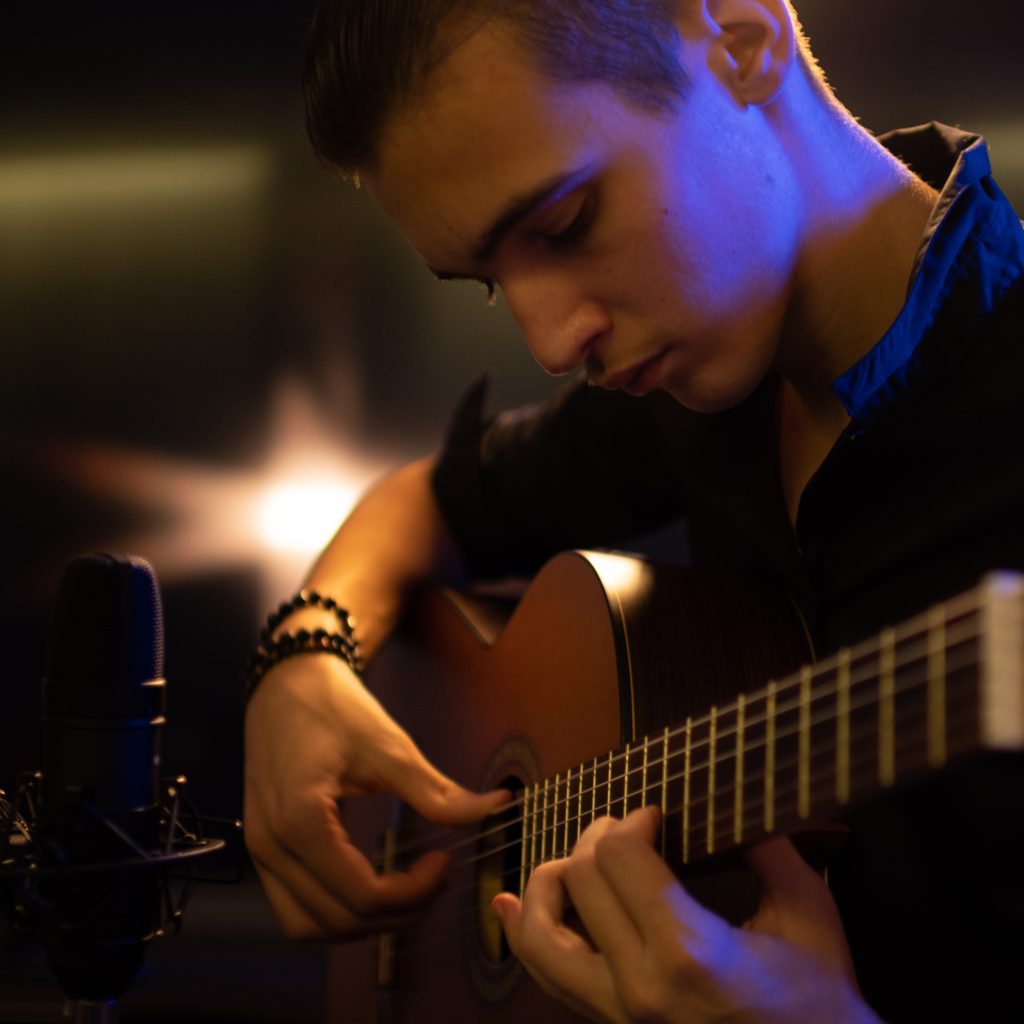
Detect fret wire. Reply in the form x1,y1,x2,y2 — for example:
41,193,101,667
519,786,531,895
576,762,584,845
541,777,550,862
880,628,896,786
590,755,597,826
529,782,538,875
734,694,745,845
555,772,563,857
661,727,669,855
641,736,650,809
683,715,693,864
836,648,851,804
563,768,571,852
707,706,717,855
618,745,626,815
798,666,811,819
606,750,613,817
564,772,571,854
766,680,777,832
928,606,946,768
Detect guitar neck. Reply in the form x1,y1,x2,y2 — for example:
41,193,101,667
518,573,1024,876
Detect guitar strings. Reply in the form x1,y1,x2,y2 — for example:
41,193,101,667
374,638,966,872
369,588,1002,957
385,712,984,958
377,613,981,867
374,634,981,878
433,662,978,878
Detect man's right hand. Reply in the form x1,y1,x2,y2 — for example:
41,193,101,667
243,651,508,940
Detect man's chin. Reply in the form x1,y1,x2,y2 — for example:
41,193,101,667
660,378,760,414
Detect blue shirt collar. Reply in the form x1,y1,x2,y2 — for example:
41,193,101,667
832,123,1024,421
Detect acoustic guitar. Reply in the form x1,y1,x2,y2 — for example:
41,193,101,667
326,550,1023,1023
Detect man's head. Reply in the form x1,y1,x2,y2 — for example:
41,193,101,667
304,1,826,177
305,1,848,413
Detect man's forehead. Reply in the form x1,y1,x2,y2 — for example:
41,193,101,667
363,21,613,269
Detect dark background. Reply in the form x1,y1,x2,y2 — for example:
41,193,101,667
1,2,1021,1021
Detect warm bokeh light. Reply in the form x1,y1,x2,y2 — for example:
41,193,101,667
29,377,389,609
257,480,358,555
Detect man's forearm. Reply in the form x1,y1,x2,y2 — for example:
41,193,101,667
287,455,465,661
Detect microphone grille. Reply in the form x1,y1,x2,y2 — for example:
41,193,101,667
44,553,165,717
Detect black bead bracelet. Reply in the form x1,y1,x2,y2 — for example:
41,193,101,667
244,590,364,702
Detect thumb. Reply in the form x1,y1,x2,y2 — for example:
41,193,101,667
745,837,824,907
745,838,855,976
491,892,522,942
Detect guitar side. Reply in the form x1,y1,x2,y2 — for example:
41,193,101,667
326,551,810,1024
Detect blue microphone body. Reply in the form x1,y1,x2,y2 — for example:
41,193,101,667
38,553,166,1001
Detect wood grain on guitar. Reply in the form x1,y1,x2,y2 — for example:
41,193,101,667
327,551,1024,1023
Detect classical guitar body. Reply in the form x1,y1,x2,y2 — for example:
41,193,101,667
327,552,1024,1022
326,551,811,1024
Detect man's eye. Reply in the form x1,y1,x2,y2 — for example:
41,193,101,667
545,195,596,248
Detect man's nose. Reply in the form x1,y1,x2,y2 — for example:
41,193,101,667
501,272,611,375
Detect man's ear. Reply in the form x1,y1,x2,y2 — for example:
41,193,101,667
702,0,796,106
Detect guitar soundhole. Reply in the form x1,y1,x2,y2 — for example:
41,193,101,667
474,775,524,967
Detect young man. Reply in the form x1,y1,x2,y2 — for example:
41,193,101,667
244,2,1024,1021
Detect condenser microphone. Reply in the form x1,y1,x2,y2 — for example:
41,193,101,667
0,553,232,1023
36,552,166,1004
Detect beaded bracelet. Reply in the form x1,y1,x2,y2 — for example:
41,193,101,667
260,589,359,645
244,590,364,702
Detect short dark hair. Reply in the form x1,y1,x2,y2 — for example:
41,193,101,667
303,0,689,177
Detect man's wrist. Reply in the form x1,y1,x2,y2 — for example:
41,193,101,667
244,589,364,702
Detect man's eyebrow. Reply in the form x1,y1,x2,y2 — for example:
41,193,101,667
471,169,580,265
426,164,595,283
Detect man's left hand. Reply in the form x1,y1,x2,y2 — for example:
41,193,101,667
492,806,882,1024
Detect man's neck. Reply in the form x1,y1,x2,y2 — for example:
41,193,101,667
779,114,939,394
768,101,940,521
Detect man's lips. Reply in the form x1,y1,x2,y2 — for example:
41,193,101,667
596,349,668,395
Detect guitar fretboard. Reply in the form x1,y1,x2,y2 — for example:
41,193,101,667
517,573,1023,889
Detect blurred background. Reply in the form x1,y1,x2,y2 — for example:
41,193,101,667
1,1,1020,1021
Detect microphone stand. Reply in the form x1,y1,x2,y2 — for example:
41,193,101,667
68,998,118,1024
2,772,231,1024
